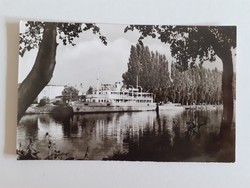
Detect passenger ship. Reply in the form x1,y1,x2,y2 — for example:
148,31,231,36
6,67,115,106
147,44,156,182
71,82,156,113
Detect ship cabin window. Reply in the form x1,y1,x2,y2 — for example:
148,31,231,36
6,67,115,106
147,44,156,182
101,99,103,102
93,99,95,102
99,92,101,94
84,103,88,106
107,104,110,106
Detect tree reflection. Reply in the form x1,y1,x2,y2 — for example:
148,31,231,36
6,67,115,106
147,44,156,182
51,113,74,137
18,110,234,161
106,110,235,162
18,115,39,139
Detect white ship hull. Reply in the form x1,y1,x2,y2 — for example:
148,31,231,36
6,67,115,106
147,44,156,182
72,101,156,113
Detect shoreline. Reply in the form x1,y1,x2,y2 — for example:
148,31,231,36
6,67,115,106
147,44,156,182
24,103,223,115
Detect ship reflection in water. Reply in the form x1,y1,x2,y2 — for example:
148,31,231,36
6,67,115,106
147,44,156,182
17,109,235,162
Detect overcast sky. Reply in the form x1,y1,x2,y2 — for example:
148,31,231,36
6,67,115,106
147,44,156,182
18,22,224,91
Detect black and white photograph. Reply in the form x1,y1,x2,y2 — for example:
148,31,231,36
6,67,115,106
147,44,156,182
17,21,236,162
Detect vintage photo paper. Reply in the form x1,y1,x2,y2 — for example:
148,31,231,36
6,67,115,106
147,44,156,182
17,21,236,161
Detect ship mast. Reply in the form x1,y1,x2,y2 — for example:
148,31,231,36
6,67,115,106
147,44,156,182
136,75,138,90
96,72,100,94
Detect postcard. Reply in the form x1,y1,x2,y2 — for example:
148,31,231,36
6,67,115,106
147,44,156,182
17,21,236,161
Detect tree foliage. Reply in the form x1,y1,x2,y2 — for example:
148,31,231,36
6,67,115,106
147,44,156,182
124,25,236,70
19,21,107,57
62,86,79,101
123,44,223,104
86,86,94,95
122,44,170,102
38,97,50,107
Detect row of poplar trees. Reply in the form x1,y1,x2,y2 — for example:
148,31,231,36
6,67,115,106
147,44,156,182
122,44,224,105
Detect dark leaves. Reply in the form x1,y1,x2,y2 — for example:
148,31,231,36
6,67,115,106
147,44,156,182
19,21,44,57
57,22,107,46
19,21,107,57
124,25,236,70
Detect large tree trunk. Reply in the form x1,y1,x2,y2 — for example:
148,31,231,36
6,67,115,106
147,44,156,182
215,47,235,161
200,27,235,131
220,48,234,133
18,23,57,122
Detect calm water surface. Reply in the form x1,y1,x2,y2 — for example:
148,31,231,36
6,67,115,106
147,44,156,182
17,109,235,162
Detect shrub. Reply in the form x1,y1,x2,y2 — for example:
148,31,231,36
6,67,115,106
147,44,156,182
38,97,49,107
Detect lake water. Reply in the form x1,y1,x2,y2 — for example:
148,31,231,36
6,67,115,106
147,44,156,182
17,108,235,162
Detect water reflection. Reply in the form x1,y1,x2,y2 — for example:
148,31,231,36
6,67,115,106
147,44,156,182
17,109,235,162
